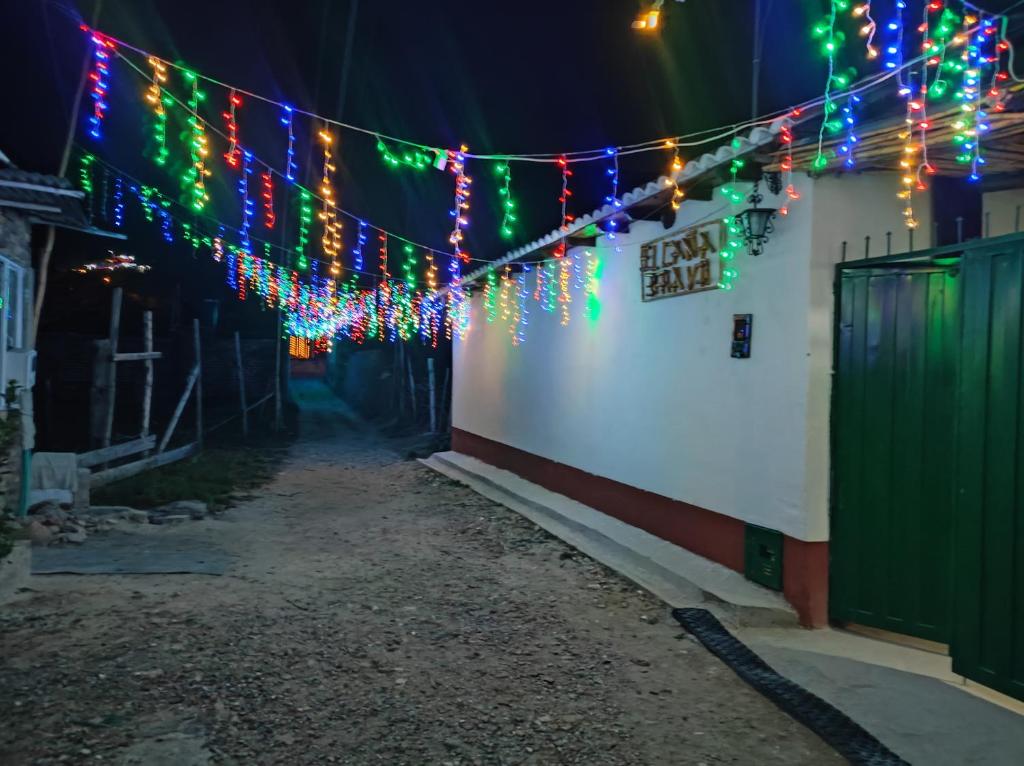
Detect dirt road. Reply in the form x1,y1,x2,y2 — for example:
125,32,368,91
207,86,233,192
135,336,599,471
1,382,840,765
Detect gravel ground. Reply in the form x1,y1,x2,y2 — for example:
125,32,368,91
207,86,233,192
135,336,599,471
0,383,842,765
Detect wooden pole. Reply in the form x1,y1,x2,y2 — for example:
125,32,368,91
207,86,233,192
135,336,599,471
193,318,203,449
235,331,248,438
32,0,104,346
396,343,405,417
141,311,154,455
439,366,451,433
89,339,109,448
403,356,411,421
427,357,436,433
101,287,122,449
158,367,199,453
274,308,283,431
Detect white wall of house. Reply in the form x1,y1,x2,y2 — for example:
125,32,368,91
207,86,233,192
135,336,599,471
982,187,1024,238
453,171,929,542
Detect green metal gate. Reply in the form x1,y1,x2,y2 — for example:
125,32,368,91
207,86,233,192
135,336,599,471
833,234,1024,702
954,237,1024,702
832,263,960,644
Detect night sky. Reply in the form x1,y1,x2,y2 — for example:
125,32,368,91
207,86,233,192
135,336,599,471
3,0,1023,330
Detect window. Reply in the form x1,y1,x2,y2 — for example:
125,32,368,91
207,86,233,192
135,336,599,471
3,259,24,351
0,255,28,407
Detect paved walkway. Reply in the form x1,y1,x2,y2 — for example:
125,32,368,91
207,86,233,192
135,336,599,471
0,381,841,765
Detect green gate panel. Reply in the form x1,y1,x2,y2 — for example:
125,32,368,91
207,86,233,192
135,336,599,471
832,266,959,644
955,242,1024,703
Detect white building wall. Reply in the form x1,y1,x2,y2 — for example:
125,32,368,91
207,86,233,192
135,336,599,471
453,171,929,543
982,187,1024,237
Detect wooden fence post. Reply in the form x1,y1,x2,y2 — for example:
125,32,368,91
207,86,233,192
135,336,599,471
234,331,248,438
101,287,122,449
273,307,283,432
193,318,203,449
407,355,417,422
439,366,451,433
141,311,153,448
427,357,436,433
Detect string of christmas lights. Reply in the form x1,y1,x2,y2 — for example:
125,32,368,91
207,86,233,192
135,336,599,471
84,27,115,140
295,187,313,270
281,105,298,182
495,161,518,239
85,157,473,349
554,155,574,258
317,127,342,281
144,56,169,166
182,69,211,211
222,89,242,169
604,147,622,240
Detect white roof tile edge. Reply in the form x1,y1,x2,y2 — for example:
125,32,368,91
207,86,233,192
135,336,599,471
457,118,787,287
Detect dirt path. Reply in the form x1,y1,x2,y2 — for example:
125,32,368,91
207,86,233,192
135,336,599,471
1,382,842,765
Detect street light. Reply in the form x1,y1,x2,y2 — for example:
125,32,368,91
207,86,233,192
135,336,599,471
632,5,662,31
632,1,690,32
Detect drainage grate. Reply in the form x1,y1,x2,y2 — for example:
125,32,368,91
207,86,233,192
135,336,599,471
672,607,909,766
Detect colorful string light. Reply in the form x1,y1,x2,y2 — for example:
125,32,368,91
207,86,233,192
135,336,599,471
483,268,498,323
554,155,574,258
495,162,517,239
604,147,622,239
261,170,276,229
281,105,298,182
79,152,96,211
223,89,242,168
83,28,115,140
239,149,255,251
144,56,169,166
182,69,211,211
512,268,529,346
112,175,124,227
317,127,342,281
353,220,367,273
837,94,861,167
853,2,879,60
898,86,920,229
811,1,844,170
664,140,685,211
778,115,801,216
717,216,742,291
377,138,434,170
295,187,313,270
448,145,472,264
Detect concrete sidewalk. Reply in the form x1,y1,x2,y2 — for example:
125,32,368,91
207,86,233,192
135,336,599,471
423,449,1024,766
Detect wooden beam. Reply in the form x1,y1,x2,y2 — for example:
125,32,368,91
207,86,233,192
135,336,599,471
91,443,198,488
114,351,163,362
246,392,274,413
77,435,157,469
158,365,199,453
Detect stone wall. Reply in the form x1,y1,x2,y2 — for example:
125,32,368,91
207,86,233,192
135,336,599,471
0,208,31,511
0,208,31,269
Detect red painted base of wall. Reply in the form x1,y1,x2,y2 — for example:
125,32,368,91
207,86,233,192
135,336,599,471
452,428,829,628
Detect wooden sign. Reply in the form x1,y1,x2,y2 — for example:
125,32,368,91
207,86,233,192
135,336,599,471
639,220,725,302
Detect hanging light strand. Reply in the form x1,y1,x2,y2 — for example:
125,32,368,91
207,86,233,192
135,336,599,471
84,27,115,140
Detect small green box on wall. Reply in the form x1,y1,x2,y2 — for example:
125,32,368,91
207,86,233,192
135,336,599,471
744,524,783,591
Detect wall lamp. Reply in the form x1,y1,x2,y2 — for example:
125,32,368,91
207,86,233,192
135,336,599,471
735,181,777,257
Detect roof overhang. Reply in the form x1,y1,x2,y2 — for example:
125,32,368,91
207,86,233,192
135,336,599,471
455,116,793,289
